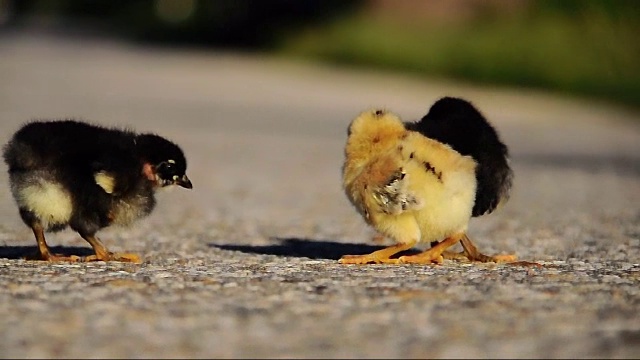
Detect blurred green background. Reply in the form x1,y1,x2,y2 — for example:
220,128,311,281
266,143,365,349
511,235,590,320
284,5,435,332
2,0,638,109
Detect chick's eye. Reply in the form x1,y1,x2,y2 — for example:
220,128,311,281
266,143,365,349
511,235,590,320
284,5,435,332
157,162,174,173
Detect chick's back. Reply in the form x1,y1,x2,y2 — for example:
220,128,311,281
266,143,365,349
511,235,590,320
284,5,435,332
4,120,146,197
4,120,136,172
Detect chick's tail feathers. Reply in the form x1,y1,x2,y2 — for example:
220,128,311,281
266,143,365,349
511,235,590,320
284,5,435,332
2,139,47,172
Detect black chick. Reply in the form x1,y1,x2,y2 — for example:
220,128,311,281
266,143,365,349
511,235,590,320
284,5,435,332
405,97,515,262
3,120,193,262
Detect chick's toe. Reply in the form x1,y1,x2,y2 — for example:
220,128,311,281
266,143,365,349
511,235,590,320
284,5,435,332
24,253,82,262
339,254,401,265
398,235,460,264
459,234,517,263
109,252,142,263
339,242,414,264
490,254,519,263
82,252,142,263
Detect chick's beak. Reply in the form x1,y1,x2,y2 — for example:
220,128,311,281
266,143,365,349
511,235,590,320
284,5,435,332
176,174,193,189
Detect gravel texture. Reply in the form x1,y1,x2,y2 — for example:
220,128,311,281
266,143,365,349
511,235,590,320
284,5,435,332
0,29,639,359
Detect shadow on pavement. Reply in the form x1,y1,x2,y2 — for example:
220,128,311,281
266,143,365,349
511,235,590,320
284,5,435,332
0,246,95,260
209,238,420,260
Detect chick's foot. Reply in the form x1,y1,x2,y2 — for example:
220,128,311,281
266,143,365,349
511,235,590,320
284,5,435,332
80,234,142,263
459,234,517,263
26,225,82,261
441,249,470,262
339,254,401,264
398,235,461,264
397,253,444,264
339,242,415,264
82,252,142,263
24,252,82,262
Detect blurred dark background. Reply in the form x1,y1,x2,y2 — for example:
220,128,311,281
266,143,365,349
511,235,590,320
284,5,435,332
1,0,638,109
0,0,364,47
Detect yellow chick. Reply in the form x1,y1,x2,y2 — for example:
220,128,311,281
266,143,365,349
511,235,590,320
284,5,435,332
340,100,517,265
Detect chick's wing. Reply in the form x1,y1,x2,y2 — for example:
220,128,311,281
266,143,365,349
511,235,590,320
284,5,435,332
356,154,423,220
89,142,143,196
351,130,477,220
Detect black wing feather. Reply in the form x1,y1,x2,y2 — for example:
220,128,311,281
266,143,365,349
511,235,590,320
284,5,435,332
405,97,513,217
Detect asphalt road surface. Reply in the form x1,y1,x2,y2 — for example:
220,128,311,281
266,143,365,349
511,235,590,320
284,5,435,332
0,29,639,358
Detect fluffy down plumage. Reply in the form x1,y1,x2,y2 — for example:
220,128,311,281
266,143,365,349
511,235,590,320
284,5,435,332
340,99,516,265
3,119,193,262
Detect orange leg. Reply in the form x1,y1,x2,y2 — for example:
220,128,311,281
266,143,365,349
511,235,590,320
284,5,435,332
397,234,462,264
24,225,140,263
429,235,518,263
459,234,517,263
339,240,416,264
80,234,142,263
25,224,81,262
399,234,531,266
434,241,470,261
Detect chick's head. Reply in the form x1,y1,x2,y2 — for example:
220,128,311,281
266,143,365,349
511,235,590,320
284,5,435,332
346,109,406,159
137,134,193,189
348,109,404,136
